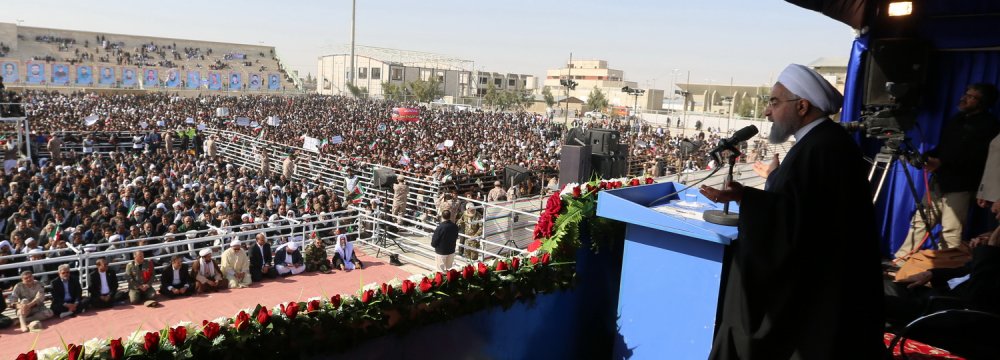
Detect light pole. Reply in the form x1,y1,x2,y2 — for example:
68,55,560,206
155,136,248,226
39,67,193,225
622,86,645,128
562,53,577,128
670,68,680,100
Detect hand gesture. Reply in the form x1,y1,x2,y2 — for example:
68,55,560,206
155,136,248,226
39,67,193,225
898,271,932,289
752,153,780,179
699,181,745,204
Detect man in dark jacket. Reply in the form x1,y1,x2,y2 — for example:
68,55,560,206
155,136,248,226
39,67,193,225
274,241,305,276
50,264,87,317
430,210,459,272
249,232,277,281
896,83,1000,260
88,258,122,308
159,255,192,298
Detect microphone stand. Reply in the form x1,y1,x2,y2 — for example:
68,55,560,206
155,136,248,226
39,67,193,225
703,148,740,226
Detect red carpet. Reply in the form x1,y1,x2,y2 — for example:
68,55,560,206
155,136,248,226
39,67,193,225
0,251,412,359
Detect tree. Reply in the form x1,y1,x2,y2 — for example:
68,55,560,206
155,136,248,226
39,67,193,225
483,83,501,109
587,88,609,113
407,77,444,103
381,82,404,101
346,83,367,98
542,87,556,108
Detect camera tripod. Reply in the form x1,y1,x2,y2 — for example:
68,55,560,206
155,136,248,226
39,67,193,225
867,137,940,247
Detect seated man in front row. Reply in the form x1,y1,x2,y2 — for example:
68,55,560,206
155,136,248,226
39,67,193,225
886,226,1000,327
9,271,53,332
274,241,306,276
159,255,192,298
191,248,225,293
50,264,88,318
88,258,125,308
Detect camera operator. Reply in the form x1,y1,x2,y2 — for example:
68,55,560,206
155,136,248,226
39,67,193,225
895,83,1000,262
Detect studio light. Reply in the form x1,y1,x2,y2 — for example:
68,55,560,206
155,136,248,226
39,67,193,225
888,2,913,17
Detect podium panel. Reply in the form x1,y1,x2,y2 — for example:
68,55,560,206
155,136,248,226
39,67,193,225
597,182,738,359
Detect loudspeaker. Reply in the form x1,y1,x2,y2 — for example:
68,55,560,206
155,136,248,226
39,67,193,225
504,165,531,189
864,39,928,106
373,168,397,189
591,146,628,179
587,129,621,156
559,145,592,185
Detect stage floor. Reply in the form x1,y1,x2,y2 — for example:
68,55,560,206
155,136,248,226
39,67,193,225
0,250,413,359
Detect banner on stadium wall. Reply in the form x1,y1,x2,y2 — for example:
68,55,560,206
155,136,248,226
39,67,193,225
143,68,159,87
51,64,70,85
98,66,115,85
303,136,321,153
229,72,242,90
186,71,200,89
391,107,420,122
208,72,222,90
25,62,45,84
248,73,262,90
123,67,138,86
165,69,181,88
268,73,280,90
2,61,19,83
76,65,94,85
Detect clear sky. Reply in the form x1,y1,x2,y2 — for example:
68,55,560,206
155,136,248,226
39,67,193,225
4,0,856,88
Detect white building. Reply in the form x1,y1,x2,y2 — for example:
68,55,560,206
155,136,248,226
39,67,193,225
542,59,663,111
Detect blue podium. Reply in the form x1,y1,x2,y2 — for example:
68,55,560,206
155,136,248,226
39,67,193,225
596,182,739,359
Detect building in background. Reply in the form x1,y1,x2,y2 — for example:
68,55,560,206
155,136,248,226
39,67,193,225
543,59,663,111
807,57,848,94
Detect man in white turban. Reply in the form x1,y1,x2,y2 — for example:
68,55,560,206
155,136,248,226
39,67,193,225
274,241,305,276
220,239,251,288
701,64,885,359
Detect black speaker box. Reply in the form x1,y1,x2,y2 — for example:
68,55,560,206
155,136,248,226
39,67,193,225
864,39,928,106
559,145,592,185
504,165,531,189
591,152,627,179
373,168,397,189
587,129,621,156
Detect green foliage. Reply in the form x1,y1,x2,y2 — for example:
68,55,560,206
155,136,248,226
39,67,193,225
542,86,556,108
587,87,609,113
407,77,444,103
381,81,405,101
346,83,367,98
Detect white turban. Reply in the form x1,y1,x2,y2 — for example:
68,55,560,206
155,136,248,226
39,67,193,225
230,239,241,247
199,248,212,257
777,64,843,115
286,242,298,251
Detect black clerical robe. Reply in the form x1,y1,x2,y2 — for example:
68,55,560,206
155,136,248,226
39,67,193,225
710,119,886,360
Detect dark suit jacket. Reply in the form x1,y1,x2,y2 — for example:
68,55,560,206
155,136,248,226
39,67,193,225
88,269,120,297
249,242,273,270
430,220,459,255
50,275,84,309
273,248,303,266
159,264,192,293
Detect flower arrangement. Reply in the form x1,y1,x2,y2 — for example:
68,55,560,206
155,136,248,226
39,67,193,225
18,176,650,359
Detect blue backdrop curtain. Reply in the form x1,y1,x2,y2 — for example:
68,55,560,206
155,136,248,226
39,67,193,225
845,43,1000,256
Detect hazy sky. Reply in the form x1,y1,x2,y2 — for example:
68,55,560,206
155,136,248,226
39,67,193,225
4,0,856,88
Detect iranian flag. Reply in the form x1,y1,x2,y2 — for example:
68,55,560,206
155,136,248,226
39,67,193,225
348,184,365,204
368,140,378,150
473,158,487,171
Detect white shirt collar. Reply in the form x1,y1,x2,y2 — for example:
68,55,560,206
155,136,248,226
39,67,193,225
793,117,828,143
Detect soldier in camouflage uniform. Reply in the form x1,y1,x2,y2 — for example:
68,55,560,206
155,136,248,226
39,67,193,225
457,203,483,260
304,234,332,273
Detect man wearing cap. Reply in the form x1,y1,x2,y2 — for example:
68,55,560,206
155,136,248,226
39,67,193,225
249,233,277,281
274,241,305,276
125,250,159,307
221,239,251,288
487,181,506,203
700,64,884,358
191,248,224,293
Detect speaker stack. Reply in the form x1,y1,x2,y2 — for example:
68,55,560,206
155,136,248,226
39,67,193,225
504,165,531,189
373,168,397,189
558,128,629,186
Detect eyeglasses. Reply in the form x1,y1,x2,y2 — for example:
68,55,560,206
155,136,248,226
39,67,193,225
766,97,802,108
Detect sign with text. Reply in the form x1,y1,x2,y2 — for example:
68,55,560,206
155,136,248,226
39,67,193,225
391,107,420,122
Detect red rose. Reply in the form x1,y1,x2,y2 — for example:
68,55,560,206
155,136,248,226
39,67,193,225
401,280,415,295
201,320,221,340
380,283,393,297
530,256,539,265
599,181,609,190
629,178,640,186
361,289,375,304
541,252,551,265
527,240,542,252
462,265,474,280
614,181,623,189
433,272,445,287
256,306,272,326
15,351,37,360
168,326,186,347
109,339,124,360
495,260,508,272
142,264,153,283
143,331,159,353
307,299,321,312
645,177,654,185
545,193,563,214
586,184,597,194
572,186,581,198
477,262,489,278
67,344,82,360
510,257,520,271
330,294,342,308
419,277,433,292
533,213,554,239
234,310,251,332
280,302,299,319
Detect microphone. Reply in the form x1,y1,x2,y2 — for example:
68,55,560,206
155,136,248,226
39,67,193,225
710,125,758,157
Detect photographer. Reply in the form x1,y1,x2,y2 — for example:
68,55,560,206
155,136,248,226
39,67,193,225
895,83,1000,261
